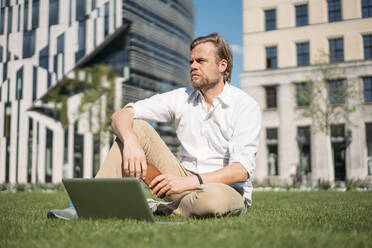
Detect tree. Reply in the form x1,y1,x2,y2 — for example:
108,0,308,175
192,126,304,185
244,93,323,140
296,56,362,184
41,64,120,143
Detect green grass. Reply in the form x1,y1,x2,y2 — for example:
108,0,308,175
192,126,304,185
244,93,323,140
1,191,372,248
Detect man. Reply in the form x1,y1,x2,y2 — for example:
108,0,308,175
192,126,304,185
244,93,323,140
48,33,261,219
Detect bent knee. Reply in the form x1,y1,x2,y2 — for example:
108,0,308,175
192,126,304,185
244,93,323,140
192,183,245,217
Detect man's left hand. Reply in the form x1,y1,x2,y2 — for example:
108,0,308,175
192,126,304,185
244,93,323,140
149,174,198,198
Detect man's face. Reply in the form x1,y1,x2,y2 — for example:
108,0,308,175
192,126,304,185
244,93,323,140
189,42,226,91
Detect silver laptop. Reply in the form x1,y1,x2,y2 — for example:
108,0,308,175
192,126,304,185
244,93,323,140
62,178,155,222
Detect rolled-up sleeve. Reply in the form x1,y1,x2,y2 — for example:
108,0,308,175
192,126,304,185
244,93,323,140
228,102,262,179
125,88,185,123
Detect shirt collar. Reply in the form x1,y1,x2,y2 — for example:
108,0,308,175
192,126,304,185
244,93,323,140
216,83,232,107
189,83,232,107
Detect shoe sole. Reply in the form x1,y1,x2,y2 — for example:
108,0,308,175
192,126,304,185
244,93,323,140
47,212,72,220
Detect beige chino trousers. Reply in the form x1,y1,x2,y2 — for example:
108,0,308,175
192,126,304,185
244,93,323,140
95,120,246,217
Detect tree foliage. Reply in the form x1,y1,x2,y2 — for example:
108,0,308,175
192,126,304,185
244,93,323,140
296,60,362,135
41,64,119,137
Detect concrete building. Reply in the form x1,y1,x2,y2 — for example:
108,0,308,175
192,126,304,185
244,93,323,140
241,0,372,185
0,0,194,184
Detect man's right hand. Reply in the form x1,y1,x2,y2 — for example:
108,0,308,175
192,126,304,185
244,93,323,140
122,133,147,180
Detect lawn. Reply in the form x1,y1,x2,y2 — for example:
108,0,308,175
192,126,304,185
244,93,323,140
1,190,371,248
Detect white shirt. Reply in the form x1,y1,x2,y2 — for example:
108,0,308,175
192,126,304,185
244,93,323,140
127,83,262,206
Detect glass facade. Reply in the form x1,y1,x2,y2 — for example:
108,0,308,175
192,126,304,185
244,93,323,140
364,35,372,60
328,0,342,22
328,79,345,104
296,4,308,27
296,42,309,66
329,38,344,62
265,9,276,31
0,0,194,184
364,77,372,102
362,0,372,18
266,46,277,69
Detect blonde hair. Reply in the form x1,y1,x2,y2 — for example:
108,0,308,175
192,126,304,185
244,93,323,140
190,33,233,83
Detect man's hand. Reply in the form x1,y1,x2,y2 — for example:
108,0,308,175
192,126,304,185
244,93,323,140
149,174,199,198
122,133,147,180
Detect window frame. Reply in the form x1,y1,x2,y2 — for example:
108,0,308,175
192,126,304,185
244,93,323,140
266,46,278,69
265,9,276,31
328,0,342,22
295,4,308,27
329,38,344,62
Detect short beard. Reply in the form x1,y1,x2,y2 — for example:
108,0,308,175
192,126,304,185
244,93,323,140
192,78,216,91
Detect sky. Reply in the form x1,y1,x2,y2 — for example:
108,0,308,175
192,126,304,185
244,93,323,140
192,0,243,88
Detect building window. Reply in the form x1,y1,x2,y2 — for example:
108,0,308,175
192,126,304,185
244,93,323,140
266,46,277,69
39,46,49,69
328,0,342,22
364,77,372,102
27,118,33,183
331,124,346,181
24,0,29,30
364,35,372,60
23,30,35,58
265,85,277,108
296,4,308,26
366,123,372,175
49,0,59,26
16,67,23,100
73,123,84,178
93,133,100,177
31,0,39,29
3,62,7,82
0,8,5,34
75,21,86,63
64,127,68,164
362,0,372,18
92,0,96,10
17,5,20,31
265,9,276,31
297,126,311,175
0,45,2,61
76,0,86,21
329,38,344,62
32,66,37,101
45,128,53,183
57,33,64,54
7,6,12,33
104,2,109,37
297,42,309,66
266,128,279,176
4,102,11,183
328,79,345,104
296,82,311,106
